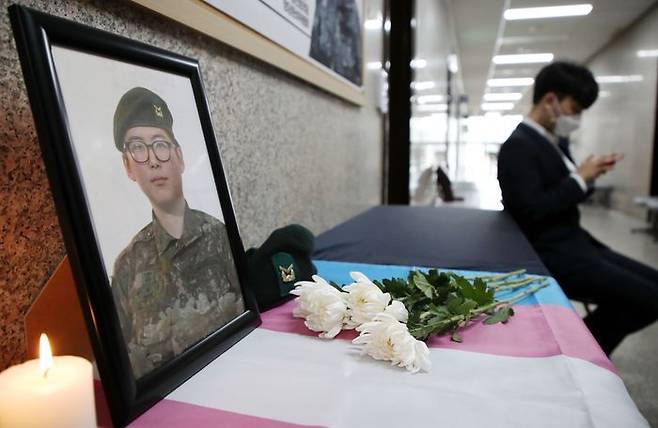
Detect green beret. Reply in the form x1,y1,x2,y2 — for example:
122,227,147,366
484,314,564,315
113,87,175,152
246,224,317,311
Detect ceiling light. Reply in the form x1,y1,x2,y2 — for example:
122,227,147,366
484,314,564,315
497,68,536,76
484,92,523,101
502,35,569,45
411,59,427,69
447,54,459,73
637,49,658,58
416,103,448,112
493,53,554,64
596,75,643,83
367,61,382,70
504,4,593,20
364,18,382,30
481,102,515,111
416,94,445,104
487,78,534,87
411,81,436,90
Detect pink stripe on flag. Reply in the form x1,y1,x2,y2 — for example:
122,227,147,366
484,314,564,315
425,305,615,373
262,300,358,341
130,399,324,428
261,301,615,373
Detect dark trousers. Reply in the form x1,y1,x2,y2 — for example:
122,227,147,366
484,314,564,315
554,247,658,355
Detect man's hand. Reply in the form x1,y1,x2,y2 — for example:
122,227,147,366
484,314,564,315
577,153,624,182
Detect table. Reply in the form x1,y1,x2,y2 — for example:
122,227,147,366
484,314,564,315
127,206,648,427
314,206,548,274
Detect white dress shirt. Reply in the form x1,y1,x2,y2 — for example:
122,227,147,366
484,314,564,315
522,117,588,192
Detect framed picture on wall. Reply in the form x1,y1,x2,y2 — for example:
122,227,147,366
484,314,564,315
129,0,366,105
201,0,364,86
9,5,260,426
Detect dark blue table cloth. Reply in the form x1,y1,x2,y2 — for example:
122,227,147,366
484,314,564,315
314,205,549,275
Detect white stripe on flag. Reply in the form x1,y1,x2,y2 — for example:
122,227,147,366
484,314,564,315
167,329,648,428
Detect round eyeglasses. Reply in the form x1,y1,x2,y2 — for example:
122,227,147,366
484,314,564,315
124,140,175,163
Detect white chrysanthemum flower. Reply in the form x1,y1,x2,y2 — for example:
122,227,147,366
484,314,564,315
290,275,348,339
384,299,409,323
343,271,393,328
353,313,431,373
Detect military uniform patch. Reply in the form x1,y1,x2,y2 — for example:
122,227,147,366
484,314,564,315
279,264,295,283
271,252,297,297
153,104,163,118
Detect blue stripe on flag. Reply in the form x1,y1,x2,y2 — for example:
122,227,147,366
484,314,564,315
313,260,574,310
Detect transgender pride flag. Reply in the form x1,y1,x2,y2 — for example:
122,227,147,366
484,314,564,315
130,261,649,427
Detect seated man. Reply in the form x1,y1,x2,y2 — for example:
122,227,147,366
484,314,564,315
111,87,244,377
497,62,658,355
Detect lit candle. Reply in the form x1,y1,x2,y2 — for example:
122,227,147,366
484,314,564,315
0,334,95,427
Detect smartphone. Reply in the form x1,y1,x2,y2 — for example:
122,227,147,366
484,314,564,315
602,153,624,166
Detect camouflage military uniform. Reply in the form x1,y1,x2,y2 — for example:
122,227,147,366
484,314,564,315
111,205,244,378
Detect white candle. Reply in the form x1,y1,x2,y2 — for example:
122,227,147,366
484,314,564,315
0,334,96,428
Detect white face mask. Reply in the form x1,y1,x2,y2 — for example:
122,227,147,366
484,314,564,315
555,114,581,137
552,101,581,137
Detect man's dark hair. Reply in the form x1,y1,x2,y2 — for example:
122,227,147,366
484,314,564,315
533,61,598,108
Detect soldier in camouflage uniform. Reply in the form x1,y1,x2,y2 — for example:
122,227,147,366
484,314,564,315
111,87,244,378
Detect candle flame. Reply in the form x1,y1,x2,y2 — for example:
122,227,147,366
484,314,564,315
39,333,53,377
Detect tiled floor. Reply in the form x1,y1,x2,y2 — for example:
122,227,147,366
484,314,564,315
579,205,658,427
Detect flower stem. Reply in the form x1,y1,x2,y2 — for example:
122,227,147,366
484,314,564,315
496,281,548,306
477,269,526,282
491,277,543,292
410,280,549,339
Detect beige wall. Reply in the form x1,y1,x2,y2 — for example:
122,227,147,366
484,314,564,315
0,0,383,369
573,5,658,217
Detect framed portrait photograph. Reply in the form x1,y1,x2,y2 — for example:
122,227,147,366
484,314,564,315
9,5,260,426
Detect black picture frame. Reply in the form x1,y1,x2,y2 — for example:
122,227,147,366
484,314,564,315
9,5,261,427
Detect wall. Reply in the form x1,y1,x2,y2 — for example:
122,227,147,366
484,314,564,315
0,0,383,370
573,5,658,217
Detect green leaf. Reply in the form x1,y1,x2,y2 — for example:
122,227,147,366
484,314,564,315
455,298,477,316
452,275,494,306
426,269,450,288
428,303,450,318
446,293,463,313
472,278,495,305
426,269,440,284
412,272,434,299
419,310,434,321
381,278,409,297
406,309,421,326
483,306,515,325
329,281,344,291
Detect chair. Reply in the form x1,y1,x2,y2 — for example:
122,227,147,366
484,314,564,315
631,196,658,241
436,166,464,202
